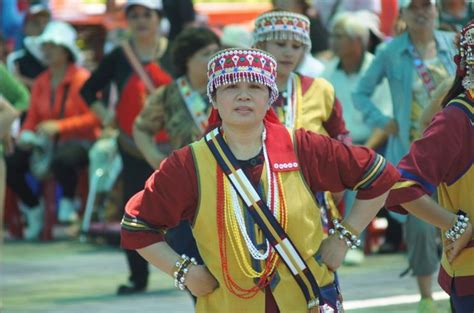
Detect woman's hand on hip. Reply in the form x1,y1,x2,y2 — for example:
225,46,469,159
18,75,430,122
445,222,473,263
317,234,349,271
185,265,219,297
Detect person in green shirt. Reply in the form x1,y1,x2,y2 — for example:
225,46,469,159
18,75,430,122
0,62,30,240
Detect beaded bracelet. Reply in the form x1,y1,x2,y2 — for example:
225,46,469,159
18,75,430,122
445,210,469,242
307,297,320,310
173,254,197,291
329,219,361,249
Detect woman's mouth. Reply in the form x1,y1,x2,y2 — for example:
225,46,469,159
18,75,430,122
235,106,253,113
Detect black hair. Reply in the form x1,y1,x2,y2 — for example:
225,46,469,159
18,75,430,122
171,27,220,77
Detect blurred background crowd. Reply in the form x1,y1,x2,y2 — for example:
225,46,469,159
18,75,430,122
0,0,472,312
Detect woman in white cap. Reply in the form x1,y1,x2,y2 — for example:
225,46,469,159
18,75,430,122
121,48,400,312
5,21,101,240
80,0,172,295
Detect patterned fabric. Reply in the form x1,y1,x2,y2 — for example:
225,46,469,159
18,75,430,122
190,124,341,313
206,48,279,105
254,11,311,50
409,57,450,141
457,20,474,89
121,213,165,235
134,81,209,150
353,153,387,190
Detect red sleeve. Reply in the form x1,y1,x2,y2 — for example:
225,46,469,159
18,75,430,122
21,77,42,132
121,146,198,250
56,70,101,137
296,128,399,199
322,97,351,143
385,107,469,213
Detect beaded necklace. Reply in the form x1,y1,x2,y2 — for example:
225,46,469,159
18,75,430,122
216,128,287,298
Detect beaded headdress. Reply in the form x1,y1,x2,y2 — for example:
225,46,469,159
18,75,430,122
456,20,474,90
206,48,279,105
253,11,311,50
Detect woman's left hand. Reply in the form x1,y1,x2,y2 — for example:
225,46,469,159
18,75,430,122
445,222,473,263
317,234,349,271
37,120,60,137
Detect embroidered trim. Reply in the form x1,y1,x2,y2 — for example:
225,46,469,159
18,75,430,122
176,76,209,133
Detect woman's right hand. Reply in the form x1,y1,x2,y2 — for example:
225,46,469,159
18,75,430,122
383,119,399,135
445,222,473,263
185,265,219,297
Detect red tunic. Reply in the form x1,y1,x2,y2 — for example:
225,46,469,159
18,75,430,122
122,128,399,250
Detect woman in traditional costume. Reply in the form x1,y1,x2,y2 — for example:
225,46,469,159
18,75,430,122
253,10,350,229
121,48,399,312
385,21,474,313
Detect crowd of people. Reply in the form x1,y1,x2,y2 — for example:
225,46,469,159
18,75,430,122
1,0,473,312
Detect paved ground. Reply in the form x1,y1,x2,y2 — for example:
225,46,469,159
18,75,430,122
1,239,452,313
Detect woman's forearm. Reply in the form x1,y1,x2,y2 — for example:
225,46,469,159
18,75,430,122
138,241,180,277
401,194,456,230
133,125,166,169
364,128,388,150
343,191,389,235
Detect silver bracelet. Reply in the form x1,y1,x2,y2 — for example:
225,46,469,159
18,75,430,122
445,210,469,242
173,254,197,291
329,219,361,249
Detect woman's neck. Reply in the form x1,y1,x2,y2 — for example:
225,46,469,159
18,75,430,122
132,36,159,60
408,28,435,46
222,122,264,160
340,51,364,74
409,29,436,58
276,72,290,91
50,63,68,87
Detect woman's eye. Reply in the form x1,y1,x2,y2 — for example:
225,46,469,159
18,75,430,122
249,84,264,90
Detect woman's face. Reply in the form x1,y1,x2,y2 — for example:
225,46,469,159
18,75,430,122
186,43,220,81
126,5,160,39
261,40,305,78
214,82,270,128
330,24,359,58
402,0,438,31
42,42,69,67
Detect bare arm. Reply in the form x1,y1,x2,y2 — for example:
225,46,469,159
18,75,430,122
0,96,20,137
319,191,389,271
400,195,473,263
364,128,389,150
138,241,218,296
90,101,114,127
133,124,167,169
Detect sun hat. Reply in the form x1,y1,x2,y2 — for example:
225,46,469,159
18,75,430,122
24,21,82,63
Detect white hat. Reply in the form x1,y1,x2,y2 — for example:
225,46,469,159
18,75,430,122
221,25,253,49
24,21,82,63
125,0,163,11
398,0,436,9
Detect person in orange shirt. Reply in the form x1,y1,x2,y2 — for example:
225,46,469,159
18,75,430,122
5,21,101,240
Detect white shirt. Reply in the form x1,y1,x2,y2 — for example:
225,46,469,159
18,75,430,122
322,52,393,143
